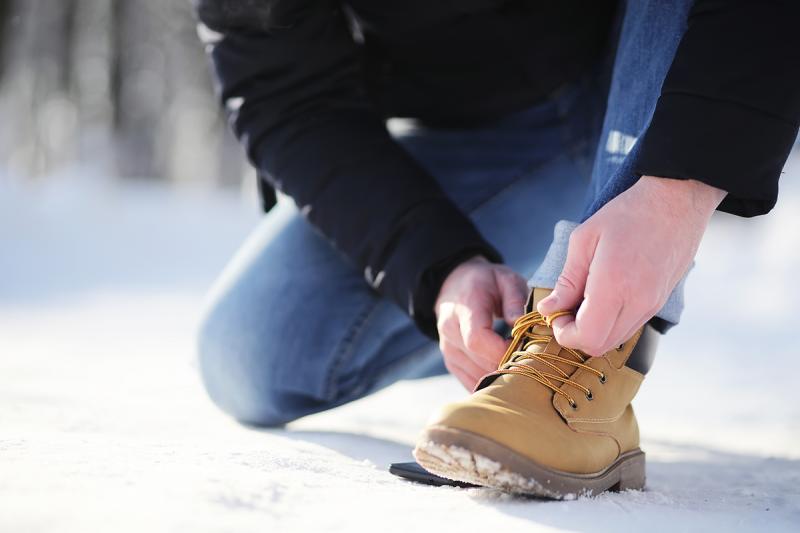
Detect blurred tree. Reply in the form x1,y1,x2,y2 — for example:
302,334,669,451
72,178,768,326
0,0,247,188
0,0,11,77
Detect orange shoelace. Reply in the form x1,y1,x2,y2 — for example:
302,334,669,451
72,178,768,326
495,310,605,408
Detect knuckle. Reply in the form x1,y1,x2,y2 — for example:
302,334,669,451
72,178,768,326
462,295,483,312
437,315,457,336
493,264,512,276
463,331,479,353
500,267,523,283
496,270,514,287
569,227,589,247
555,273,579,292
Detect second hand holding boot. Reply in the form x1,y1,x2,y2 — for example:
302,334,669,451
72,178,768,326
413,287,658,499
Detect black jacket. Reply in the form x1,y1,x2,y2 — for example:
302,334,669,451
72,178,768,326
196,0,800,337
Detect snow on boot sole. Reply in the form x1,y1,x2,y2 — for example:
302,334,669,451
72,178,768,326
414,426,646,499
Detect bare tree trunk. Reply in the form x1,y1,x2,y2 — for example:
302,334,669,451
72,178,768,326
0,0,246,188
0,0,13,78
0,0,79,178
111,0,165,179
71,0,114,170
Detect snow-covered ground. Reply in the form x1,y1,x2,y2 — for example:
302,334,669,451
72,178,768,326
1,157,799,533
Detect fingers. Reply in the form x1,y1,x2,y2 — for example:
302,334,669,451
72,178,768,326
454,303,507,371
434,261,527,386
552,271,622,356
550,239,660,356
535,224,616,356
551,236,624,355
437,301,504,373
537,228,597,317
494,268,528,325
553,292,622,356
440,339,487,391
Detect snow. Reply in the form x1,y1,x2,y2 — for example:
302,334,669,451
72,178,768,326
1,157,799,533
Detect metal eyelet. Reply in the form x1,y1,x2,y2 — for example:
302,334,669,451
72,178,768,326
585,390,593,401
599,373,607,384
569,399,578,410
617,343,624,351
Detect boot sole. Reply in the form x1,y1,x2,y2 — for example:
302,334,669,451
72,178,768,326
413,425,645,499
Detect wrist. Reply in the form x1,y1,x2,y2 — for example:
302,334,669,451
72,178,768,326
436,254,489,302
639,175,726,217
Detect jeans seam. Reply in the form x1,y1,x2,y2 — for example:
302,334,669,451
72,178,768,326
322,297,382,402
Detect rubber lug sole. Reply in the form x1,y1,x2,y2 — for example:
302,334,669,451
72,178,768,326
413,426,645,499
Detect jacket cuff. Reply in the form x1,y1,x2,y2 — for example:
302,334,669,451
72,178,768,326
635,92,798,217
412,244,503,339
379,200,502,339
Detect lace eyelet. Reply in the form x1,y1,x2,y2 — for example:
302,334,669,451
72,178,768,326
569,400,578,410
585,391,593,401
617,343,624,351
599,373,607,384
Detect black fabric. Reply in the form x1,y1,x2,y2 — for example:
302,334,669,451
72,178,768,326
414,248,501,339
196,0,799,338
624,323,659,376
195,0,611,337
637,0,800,217
255,172,277,212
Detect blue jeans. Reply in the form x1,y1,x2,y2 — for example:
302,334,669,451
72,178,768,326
531,0,694,325
198,0,693,426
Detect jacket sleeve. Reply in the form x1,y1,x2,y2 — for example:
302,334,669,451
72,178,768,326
636,0,800,217
195,0,501,337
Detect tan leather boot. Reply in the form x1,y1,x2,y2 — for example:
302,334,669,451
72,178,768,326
413,287,658,499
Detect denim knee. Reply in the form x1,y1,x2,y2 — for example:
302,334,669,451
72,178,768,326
196,301,300,427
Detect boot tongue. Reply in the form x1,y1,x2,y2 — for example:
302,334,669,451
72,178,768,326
510,287,581,379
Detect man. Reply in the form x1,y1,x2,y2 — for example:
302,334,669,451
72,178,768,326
194,0,800,497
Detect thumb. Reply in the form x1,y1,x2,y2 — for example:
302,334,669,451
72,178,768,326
537,228,595,317
495,269,528,325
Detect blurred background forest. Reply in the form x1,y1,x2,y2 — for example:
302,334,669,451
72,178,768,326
0,0,246,188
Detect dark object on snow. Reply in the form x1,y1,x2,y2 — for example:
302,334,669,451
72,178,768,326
389,461,478,488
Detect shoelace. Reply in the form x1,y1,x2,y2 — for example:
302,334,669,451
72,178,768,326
495,310,606,409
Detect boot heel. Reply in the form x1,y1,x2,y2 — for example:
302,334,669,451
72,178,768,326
614,451,646,491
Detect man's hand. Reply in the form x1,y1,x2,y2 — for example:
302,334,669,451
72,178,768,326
538,176,726,356
436,256,528,390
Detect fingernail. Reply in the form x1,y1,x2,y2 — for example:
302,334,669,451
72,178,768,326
539,293,558,310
